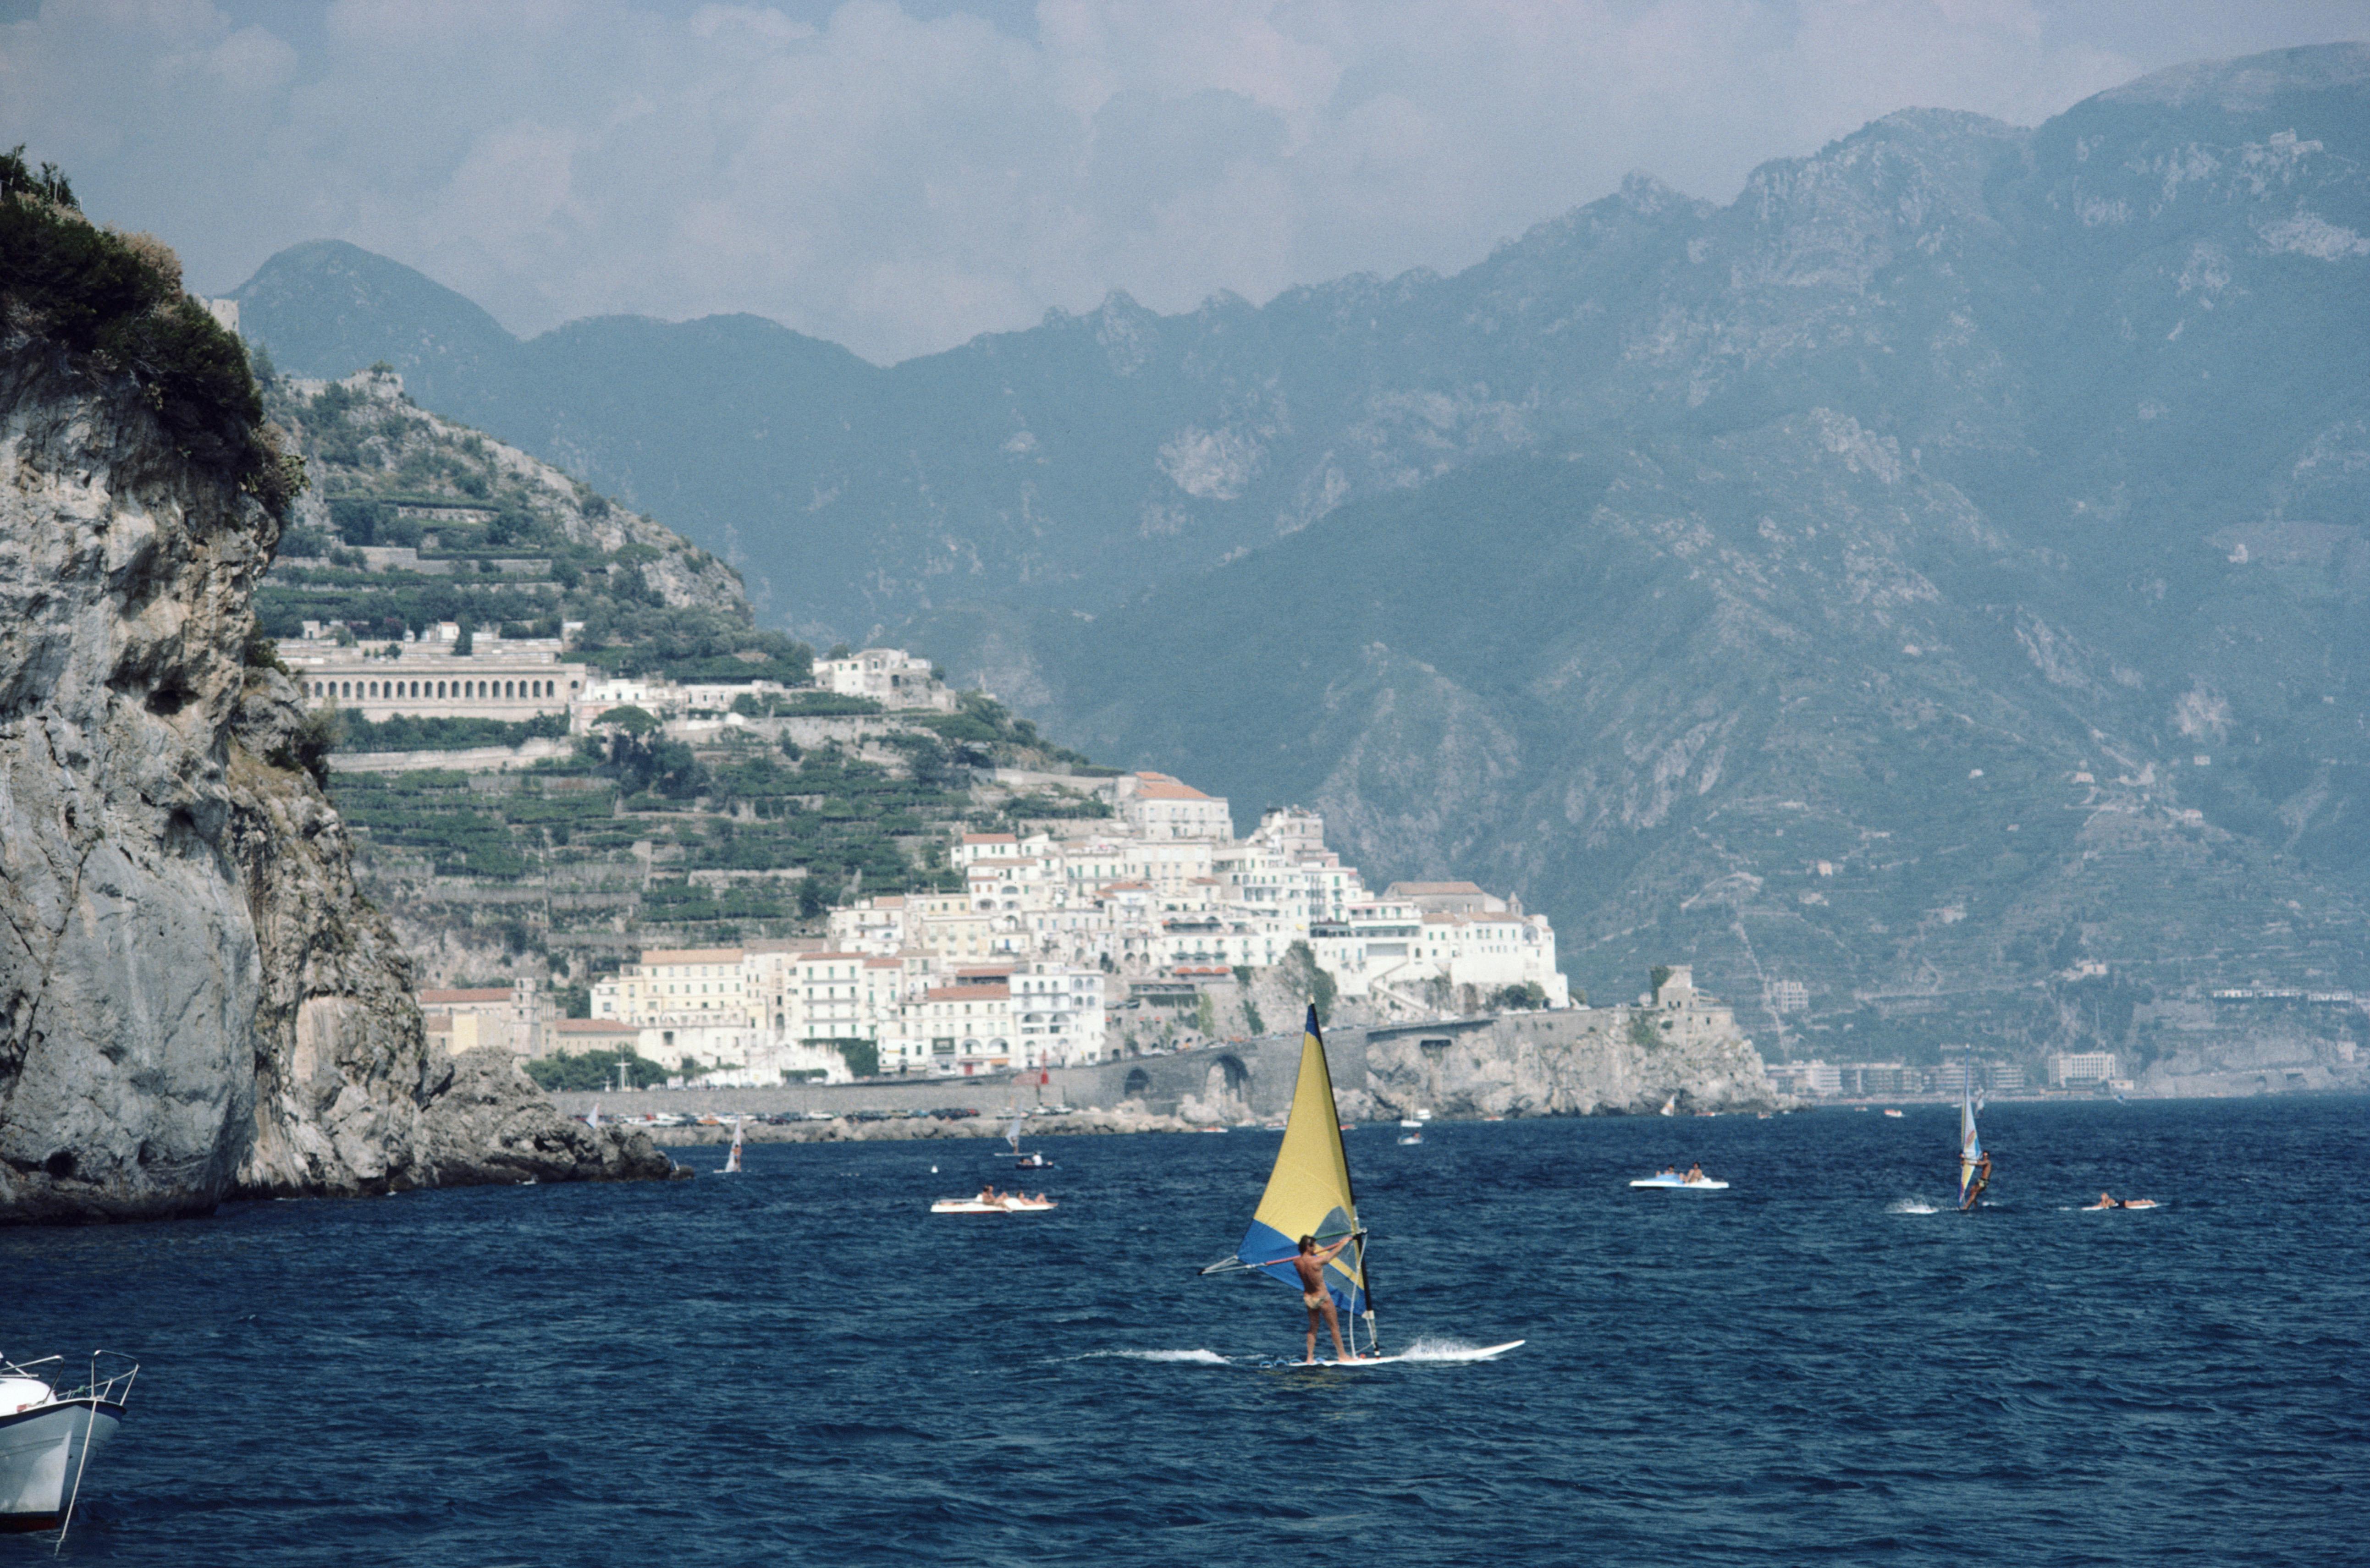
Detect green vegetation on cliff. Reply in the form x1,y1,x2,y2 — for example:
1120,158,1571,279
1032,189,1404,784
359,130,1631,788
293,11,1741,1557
0,147,299,516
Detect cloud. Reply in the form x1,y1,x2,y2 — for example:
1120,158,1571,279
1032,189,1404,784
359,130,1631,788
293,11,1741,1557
1,0,2358,362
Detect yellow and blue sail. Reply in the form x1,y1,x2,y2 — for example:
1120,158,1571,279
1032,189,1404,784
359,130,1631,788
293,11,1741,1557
1235,1007,1370,1317
1957,1082,1985,1208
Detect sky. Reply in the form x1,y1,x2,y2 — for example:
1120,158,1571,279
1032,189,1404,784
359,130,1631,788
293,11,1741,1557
6,0,2366,363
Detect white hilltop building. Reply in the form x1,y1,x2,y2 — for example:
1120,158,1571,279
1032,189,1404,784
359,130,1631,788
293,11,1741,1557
815,647,958,710
283,623,592,722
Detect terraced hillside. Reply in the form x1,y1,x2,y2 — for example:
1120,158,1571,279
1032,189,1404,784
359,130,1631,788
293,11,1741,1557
257,365,809,709
329,701,1104,996
255,364,1108,991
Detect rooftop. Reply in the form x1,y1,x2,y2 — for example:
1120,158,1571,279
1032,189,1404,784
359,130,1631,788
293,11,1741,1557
1132,771,1213,801
640,947,746,966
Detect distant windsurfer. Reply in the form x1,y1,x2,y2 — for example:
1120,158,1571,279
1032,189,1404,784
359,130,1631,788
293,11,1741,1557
1960,1152,1993,1211
1293,1234,1356,1364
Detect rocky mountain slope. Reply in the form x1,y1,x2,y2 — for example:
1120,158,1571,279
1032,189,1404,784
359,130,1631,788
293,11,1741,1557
0,165,673,1223
257,365,792,677
231,46,2370,1078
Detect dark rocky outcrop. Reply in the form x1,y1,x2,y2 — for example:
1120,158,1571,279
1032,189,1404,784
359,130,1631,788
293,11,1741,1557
0,188,672,1224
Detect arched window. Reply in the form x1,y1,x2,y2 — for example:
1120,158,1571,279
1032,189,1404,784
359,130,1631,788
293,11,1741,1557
436,681,446,699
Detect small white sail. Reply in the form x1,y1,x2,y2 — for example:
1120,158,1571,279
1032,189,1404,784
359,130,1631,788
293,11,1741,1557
720,1115,744,1175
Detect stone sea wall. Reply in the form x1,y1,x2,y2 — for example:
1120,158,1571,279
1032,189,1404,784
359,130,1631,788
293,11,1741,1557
547,998,1784,1128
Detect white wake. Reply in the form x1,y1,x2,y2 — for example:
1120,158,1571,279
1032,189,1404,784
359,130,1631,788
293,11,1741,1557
1389,1337,1507,1362
1888,1198,1939,1215
1083,1348,1231,1365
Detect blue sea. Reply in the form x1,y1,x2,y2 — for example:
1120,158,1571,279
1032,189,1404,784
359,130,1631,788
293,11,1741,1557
7,1095,2365,1566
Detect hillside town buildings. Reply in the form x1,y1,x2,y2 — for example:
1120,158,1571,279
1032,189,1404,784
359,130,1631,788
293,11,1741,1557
416,979,555,1058
293,636,961,731
575,770,1567,1081
1762,1057,2035,1097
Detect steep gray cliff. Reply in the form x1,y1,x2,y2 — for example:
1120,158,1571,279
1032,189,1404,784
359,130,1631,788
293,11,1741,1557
0,216,672,1222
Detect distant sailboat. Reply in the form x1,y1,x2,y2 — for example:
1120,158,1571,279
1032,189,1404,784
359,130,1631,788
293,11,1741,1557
587,1102,601,1130
718,1115,743,1176
1006,1111,1053,1168
1957,1069,1991,1211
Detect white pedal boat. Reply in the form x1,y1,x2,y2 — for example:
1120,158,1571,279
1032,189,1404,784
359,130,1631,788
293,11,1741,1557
1629,1173,1729,1190
931,1194,1059,1214
0,1353,136,1535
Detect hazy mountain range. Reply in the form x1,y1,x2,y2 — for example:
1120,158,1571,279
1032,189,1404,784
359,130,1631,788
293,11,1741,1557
234,44,2370,1068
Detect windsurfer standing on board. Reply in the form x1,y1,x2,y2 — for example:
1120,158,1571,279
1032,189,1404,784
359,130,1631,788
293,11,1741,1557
1960,1151,1993,1211
1294,1235,1356,1364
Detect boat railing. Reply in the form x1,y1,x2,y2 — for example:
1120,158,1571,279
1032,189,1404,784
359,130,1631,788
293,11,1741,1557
52,1350,139,1408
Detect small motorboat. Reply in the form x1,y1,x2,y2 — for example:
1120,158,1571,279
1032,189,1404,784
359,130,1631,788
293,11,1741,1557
1883,1108,1904,1118
1630,1171,1730,1190
1397,1130,1423,1146
931,1191,1059,1215
1,1352,137,1537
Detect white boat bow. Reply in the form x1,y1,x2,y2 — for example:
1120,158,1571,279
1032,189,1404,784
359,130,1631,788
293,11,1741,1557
0,1352,136,1536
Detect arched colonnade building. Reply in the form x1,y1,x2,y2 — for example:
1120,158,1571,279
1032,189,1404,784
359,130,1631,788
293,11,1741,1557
283,636,593,722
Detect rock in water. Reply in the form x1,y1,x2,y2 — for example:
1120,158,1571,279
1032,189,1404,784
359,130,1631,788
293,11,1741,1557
0,202,671,1223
